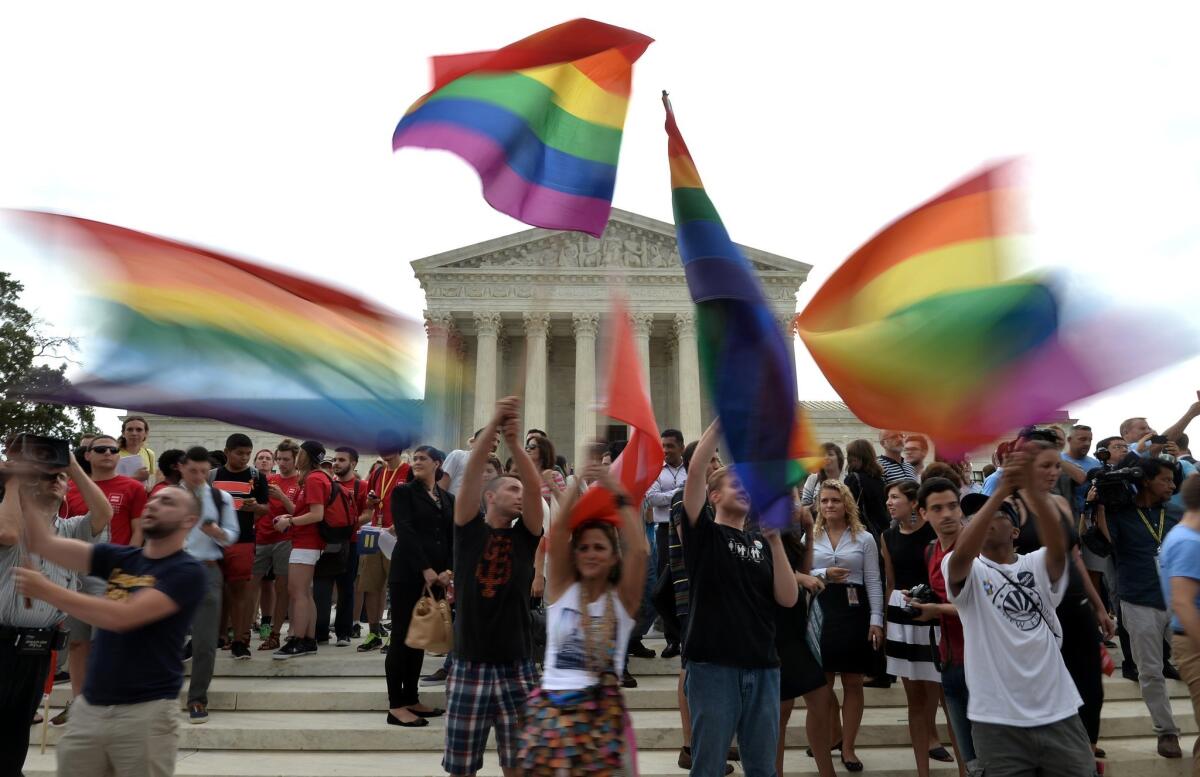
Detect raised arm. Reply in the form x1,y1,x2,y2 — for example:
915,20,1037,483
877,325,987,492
1018,456,1067,582
683,419,720,526
545,472,588,603
504,407,545,537
66,456,114,536
15,477,94,574
454,398,513,527
1163,392,1200,443
14,568,181,633
947,457,1022,593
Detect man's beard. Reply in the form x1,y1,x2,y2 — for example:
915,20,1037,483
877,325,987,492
142,522,175,539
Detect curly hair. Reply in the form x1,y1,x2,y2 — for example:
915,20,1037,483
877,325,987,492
814,479,868,538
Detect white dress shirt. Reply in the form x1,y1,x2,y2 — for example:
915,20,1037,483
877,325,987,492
811,528,884,627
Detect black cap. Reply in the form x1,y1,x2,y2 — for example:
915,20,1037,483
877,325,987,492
300,440,326,466
960,493,989,517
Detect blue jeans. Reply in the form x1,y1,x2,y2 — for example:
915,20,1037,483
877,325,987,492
941,662,976,763
685,661,780,777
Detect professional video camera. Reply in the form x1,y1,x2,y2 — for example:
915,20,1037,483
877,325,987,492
1091,466,1143,509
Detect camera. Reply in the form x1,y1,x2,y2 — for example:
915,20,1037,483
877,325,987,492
1150,435,1169,446
16,434,72,469
905,583,936,615
1092,467,1143,509
1095,447,1111,463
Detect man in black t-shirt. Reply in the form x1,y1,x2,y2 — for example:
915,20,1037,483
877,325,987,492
679,419,798,777
211,433,270,659
443,397,545,777
15,483,205,777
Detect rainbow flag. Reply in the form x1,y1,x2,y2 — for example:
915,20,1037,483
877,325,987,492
664,94,807,528
392,19,653,238
796,161,1186,454
9,211,426,449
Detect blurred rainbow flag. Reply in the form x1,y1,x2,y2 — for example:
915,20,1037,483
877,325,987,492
392,19,653,238
664,94,813,528
796,161,1187,454
8,210,427,449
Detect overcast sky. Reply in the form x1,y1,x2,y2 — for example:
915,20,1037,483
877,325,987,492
2,1,1198,445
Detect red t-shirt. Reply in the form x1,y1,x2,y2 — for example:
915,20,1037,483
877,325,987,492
259,473,301,545
290,471,329,551
339,476,369,541
63,475,147,546
927,538,966,666
149,481,170,497
367,465,409,529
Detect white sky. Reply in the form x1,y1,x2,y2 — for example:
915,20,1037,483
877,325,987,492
2,1,1198,444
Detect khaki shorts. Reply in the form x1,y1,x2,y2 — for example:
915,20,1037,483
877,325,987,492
253,541,292,578
356,552,390,593
56,696,179,777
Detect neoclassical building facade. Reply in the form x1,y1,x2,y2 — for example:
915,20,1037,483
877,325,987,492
413,209,811,460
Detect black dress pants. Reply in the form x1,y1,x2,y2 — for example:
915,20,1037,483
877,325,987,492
384,577,426,708
0,641,51,777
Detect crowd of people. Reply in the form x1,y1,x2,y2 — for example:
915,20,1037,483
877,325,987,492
3,393,1200,777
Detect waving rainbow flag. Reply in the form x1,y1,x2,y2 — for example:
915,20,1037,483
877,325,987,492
392,19,653,238
796,162,1188,454
664,94,808,528
8,210,426,449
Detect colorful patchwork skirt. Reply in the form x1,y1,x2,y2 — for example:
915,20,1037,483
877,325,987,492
519,673,631,775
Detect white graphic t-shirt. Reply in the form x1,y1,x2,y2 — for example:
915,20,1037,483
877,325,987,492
541,583,635,691
943,547,1083,726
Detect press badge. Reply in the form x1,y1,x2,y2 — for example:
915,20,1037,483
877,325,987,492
847,587,860,607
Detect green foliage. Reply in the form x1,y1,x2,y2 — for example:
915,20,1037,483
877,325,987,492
0,272,99,444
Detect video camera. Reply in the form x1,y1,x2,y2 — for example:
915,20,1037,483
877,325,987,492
0,433,73,490
1090,466,1144,509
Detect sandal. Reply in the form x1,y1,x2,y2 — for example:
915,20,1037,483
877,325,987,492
258,634,281,651
929,746,954,762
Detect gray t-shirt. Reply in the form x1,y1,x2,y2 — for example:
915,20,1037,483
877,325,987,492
442,449,469,498
1,512,103,628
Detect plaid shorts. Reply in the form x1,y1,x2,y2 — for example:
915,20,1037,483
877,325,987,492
443,658,539,775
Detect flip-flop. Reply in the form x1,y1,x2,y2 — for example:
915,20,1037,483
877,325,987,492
929,746,954,762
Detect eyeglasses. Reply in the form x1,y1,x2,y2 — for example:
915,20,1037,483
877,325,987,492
90,446,120,454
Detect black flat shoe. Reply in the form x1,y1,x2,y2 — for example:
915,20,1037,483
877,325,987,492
929,745,954,762
409,707,444,718
386,712,428,727
842,754,864,772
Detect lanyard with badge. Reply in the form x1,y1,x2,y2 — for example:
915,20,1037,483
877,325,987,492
1138,507,1166,578
373,466,403,526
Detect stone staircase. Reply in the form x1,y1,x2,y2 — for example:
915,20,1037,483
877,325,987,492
25,636,1194,776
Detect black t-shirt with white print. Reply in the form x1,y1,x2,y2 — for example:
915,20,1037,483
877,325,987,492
680,506,779,668
452,512,541,663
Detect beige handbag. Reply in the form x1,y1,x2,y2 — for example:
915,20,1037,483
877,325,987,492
404,585,454,653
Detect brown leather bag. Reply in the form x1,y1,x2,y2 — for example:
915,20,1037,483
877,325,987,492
404,585,453,653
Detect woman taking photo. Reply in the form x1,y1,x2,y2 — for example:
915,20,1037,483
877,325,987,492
385,445,454,727
844,439,890,536
811,479,884,772
881,479,951,776
519,467,646,775
800,443,845,508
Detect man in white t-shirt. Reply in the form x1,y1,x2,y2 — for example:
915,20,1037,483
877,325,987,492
439,428,499,498
944,448,1095,777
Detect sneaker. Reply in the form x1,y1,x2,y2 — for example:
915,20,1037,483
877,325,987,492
231,641,251,660
352,623,362,638
661,642,681,659
259,622,273,640
357,632,382,652
1164,664,1182,681
335,636,352,647
381,636,391,655
421,668,449,685
1158,733,1182,758
49,702,70,728
627,639,656,659
378,622,391,635
273,637,307,660
188,701,208,725
1122,663,1139,682
621,669,638,689
52,670,71,685
303,638,319,655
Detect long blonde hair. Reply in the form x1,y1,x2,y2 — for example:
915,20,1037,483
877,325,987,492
814,479,867,538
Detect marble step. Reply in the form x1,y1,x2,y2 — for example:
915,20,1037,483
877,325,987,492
46,672,1191,712
29,700,1198,752
21,738,1195,777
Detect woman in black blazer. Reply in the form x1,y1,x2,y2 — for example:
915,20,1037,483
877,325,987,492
384,445,454,727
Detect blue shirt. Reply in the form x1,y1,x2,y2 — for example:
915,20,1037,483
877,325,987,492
84,544,205,705
981,469,1003,496
183,483,238,561
1109,501,1183,609
1161,522,1200,634
1062,452,1102,513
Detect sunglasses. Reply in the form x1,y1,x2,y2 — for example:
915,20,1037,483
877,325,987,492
90,446,120,454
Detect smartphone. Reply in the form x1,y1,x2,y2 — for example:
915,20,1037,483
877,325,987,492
1150,435,1169,445
17,434,72,469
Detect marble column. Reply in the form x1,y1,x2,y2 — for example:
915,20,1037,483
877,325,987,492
572,312,600,460
523,313,551,435
446,328,465,449
472,312,502,431
423,311,452,447
675,312,702,442
630,312,655,391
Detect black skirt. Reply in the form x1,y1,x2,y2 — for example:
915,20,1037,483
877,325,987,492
776,594,827,701
817,583,873,675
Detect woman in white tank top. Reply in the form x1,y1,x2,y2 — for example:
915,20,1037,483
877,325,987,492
519,468,648,775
